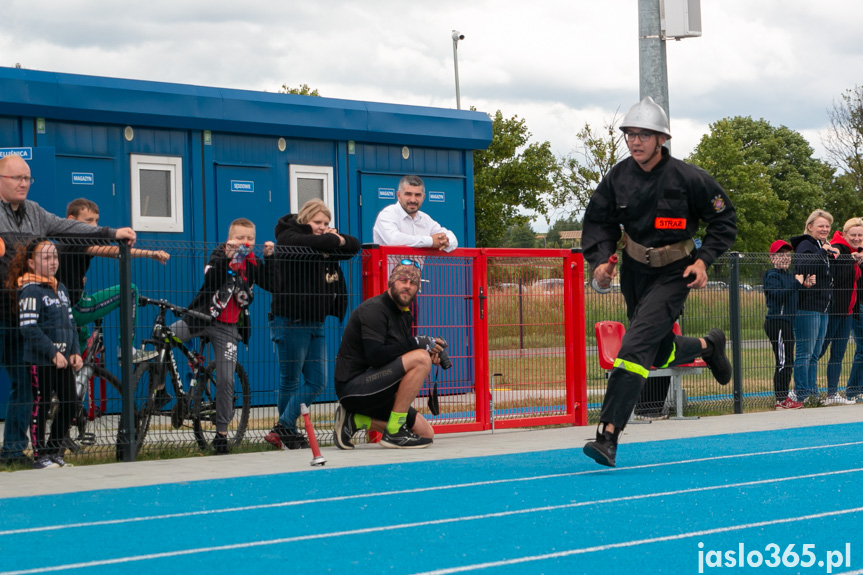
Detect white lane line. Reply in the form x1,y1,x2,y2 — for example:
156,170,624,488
2,466,862,575
2,440,862,537
412,506,863,575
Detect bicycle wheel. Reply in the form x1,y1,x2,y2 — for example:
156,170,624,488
191,361,250,451
70,365,119,448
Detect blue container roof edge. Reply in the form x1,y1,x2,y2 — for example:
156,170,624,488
0,66,493,150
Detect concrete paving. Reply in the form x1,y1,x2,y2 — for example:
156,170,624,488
2,406,861,499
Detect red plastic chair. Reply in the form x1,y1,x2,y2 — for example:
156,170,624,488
595,321,626,371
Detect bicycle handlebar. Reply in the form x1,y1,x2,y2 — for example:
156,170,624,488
138,295,212,322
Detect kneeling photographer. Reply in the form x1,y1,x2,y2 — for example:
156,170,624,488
333,261,443,450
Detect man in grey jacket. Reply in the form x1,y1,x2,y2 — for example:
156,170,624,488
0,154,136,466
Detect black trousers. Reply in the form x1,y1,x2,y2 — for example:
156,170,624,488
764,318,794,401
29,364,76,458
600,254,704,428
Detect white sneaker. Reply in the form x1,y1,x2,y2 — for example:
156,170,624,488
825,394,855,406
50,454,73,467
33,456,60,470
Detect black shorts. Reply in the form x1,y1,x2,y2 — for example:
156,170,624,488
335,357,418,428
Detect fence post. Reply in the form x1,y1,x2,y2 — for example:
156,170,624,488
728,252,744,414
117,242,136,461
361,243,382,299
569,249,588,425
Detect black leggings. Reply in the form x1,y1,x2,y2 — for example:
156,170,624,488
30,365,76,458
764,318,794,401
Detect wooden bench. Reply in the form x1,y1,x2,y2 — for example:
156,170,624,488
595,321,704,421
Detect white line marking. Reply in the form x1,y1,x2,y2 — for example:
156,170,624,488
412,506,863,575
2,440,862,537
2,466,862,575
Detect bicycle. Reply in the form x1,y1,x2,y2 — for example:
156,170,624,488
123,295,251,457
45,317,124,454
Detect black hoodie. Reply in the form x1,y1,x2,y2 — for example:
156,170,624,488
789,233,833,313
185,244,272,345
269,214,360,323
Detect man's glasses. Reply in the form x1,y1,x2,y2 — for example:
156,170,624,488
0,175,35,184
623,131,656,142
399,259,421,269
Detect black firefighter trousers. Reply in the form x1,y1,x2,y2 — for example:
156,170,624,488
599,254,704,429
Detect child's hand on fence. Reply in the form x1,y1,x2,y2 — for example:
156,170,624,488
69,354,83,371
263,241,274,257
795,274,816,287
149,250,170,264
53,351,68,369
224,240,240,259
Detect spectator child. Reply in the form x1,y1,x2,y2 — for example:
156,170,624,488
166,218,273,454
763,240,803,409
57,198,170,358
8,238,82,469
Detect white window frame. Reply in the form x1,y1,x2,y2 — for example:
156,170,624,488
289,164,334,222
130,154,184,233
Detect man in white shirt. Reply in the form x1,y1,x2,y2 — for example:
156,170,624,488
372,175,458,252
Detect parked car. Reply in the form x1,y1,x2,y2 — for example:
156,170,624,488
705,281,729,290
533,278,564,293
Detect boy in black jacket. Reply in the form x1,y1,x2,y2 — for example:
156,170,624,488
763,239,804,409
167,218,273,454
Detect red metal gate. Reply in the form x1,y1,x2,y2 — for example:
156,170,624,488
363,246,588,433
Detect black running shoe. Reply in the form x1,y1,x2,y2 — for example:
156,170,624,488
380,424,433,449
333,405,357,450
703,328,732,385
583,428,618,468
212,433,230,455
283,430,310,450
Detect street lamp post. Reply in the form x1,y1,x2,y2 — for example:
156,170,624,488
452,30,464,109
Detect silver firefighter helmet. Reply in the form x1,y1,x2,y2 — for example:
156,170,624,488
619,96,671,139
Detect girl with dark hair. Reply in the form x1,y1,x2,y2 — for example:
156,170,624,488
7,238,81,468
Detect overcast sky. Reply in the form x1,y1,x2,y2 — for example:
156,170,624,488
4,1,861,228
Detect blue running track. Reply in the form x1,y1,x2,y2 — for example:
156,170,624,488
2,424,862,574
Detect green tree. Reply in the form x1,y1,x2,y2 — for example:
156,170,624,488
473,109,559,247
502,222,537,248
552,116,626,217
687,116,834,251
279,83,321,96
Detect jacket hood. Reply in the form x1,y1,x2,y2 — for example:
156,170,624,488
830,230,853,251
275,214,297,238
274,213,313,239
789,234,817,249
